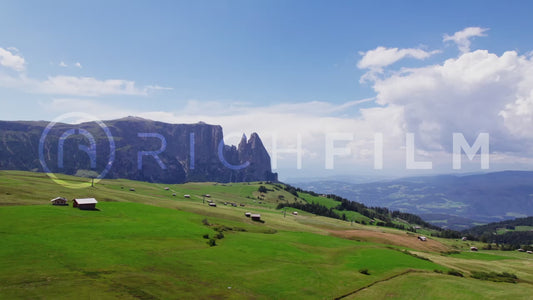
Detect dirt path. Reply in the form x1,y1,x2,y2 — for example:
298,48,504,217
327,229,450,252
334,269,424,299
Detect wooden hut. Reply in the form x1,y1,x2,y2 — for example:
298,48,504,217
50,197,68,206
245,212,251,217
73,198,98,210
208,202,217,207
251,214,261,222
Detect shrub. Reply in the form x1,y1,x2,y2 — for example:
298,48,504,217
207,239,217,247
447,269,464,277
202,234,209,239
214,232,224,240
471,271,518,283
359,268,370,275
258,185,268,193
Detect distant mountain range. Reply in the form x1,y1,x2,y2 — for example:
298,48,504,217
0,117,277,183
294,171,533,230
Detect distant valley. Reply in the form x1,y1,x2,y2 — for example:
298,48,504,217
293,171,533,230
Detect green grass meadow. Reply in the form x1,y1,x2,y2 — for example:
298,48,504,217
1,171,532,299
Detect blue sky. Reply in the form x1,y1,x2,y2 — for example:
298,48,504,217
2,1,533,180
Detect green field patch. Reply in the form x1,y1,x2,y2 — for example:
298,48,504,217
447,251,513,261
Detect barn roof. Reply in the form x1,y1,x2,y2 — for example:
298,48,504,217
51,197,67,202
74,198,98,204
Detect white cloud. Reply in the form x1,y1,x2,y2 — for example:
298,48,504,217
368,49,533,154
358,46,439,70
145,85,173,92
36,76,146,96
443,27,489,53
0,47,26,72
0,47,170,97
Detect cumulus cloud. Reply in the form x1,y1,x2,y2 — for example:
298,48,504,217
364,34,533,156
443,27,489,53
59,61,68,67
74,62,82,68
0,47,26,72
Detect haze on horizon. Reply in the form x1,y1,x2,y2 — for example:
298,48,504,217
2,1,533,181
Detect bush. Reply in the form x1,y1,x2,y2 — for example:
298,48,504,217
359,268,370,275
202,234,209,239
258,185,268,193
447,269,464,277
207,238,216,247
214,232,224,240
471,271,518,283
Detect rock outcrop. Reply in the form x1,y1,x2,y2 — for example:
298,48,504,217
0,117,278,183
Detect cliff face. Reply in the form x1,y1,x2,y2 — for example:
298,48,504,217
0,117,277,183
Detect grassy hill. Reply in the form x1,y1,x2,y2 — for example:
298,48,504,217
1,170,533,299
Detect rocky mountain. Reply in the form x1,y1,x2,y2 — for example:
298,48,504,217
294,171,533,230
0,117,277,183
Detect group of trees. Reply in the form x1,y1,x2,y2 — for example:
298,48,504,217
277,202,339,219
463,216,533,248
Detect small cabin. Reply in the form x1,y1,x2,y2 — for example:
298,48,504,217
73,198,98,210
470,246,478,251
414,226,421,230
292,211,298,216
527,251,532,254
51,197,68,206
129,188,135,192
239,203,245,207
251,214,261,222
245,212,251,217
462,237,468,241
204,194,211,198
172,193,176,196
164,187,170,191
418,236,427,241
184,194,191,198
517,249,525,252
208,202,217,207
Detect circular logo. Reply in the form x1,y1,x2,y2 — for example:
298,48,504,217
38,112,115,189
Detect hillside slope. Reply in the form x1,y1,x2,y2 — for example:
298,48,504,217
1,171,532,299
